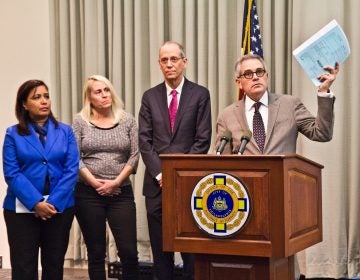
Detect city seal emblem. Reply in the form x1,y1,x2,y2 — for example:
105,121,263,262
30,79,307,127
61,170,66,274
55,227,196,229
190,173,251,237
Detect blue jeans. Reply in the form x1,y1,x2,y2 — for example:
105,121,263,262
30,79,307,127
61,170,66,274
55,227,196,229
75,183,139,280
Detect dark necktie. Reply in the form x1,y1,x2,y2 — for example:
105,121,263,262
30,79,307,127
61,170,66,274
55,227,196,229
169,89,178,132
253,102,265,153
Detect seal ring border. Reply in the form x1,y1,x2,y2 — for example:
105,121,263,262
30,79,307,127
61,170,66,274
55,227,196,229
191,172,251,237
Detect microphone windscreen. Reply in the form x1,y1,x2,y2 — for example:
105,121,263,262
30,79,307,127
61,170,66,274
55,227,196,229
241,130,252,141
216,130,232,155
238,130,252,155
222,130,232,141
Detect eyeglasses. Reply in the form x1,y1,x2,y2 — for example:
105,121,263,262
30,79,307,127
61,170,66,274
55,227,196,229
159,56,184,65
239,68,266,79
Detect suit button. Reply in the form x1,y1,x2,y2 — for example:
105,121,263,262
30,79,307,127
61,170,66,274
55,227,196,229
42,160,48,165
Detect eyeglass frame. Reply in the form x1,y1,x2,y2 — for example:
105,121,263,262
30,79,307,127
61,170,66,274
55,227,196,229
159,56,185,65
238,68,267,79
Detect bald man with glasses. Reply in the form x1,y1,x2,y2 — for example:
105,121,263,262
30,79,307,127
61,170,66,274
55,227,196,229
139,41,212,280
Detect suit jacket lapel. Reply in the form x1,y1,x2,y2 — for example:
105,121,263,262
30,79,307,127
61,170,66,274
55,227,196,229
156,83,172,135
233,99,249,131
24,126,46,157
264,93,280,151
173,79,192,135
24,120,59,157
44,120,59,155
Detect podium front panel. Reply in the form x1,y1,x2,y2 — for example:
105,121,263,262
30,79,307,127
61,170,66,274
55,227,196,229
161,154,322,257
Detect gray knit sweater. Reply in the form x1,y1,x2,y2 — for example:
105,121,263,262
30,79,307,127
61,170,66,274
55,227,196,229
72,113,139,186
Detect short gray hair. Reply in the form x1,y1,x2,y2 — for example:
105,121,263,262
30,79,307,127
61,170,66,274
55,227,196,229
234,54,267,78
159,41,186,58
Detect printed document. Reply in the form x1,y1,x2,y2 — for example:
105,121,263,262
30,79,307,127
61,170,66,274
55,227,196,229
293,20,350,86
16,195,49,213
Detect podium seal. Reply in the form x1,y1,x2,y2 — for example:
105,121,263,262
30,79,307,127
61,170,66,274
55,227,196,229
191,173,251,237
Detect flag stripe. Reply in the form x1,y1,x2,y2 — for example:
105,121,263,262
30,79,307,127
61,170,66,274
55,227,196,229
241,0,263,58
239,0,264,100
242,0,253,55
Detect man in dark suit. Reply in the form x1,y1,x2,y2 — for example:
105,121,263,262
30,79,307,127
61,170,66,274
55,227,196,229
216,54,339,155
139,41,212,280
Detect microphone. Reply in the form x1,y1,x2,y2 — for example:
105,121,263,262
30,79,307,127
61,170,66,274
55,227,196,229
216,130,232,155
238,130,252,155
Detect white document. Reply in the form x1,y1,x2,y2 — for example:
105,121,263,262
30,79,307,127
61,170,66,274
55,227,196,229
293,19,350,86
15,195,49,213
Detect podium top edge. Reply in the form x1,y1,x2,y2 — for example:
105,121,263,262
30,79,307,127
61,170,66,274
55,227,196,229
159,153,324,168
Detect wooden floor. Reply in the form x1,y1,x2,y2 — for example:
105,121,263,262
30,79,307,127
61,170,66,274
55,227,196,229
0,268,118,279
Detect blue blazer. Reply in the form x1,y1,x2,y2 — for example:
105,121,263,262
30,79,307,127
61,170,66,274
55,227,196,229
2,120,79,212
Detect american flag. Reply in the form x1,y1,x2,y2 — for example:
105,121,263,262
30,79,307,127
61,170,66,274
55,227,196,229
238,0,263,100
241,0,263,58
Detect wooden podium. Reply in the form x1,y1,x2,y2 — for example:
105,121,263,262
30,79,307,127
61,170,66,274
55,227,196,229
160,154,323,280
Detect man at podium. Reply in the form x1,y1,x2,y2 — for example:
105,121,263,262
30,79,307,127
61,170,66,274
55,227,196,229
215,54,339,279
215,54,340,155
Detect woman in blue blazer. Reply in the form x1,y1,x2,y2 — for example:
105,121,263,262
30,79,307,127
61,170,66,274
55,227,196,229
2,79,79,280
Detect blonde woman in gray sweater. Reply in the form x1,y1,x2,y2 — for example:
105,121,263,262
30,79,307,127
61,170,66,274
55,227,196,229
72,75,139,280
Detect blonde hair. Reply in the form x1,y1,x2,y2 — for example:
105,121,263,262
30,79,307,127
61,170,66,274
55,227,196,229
80,75,125,123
